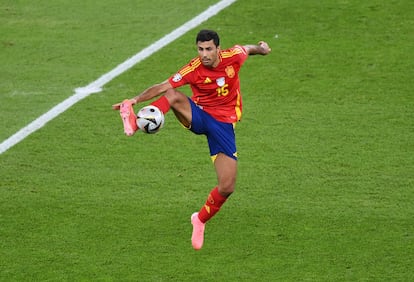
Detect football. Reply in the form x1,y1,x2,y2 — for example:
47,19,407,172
136,105,164,134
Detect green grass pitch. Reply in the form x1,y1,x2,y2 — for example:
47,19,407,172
1,0,413,280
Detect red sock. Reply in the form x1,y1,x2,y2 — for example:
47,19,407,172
198,187,228,223
150,96,170,114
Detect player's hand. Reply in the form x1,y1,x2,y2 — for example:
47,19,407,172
258,41,271,55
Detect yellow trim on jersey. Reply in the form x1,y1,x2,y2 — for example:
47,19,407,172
221,46,244,59
179,58,201,76
235,89,242,121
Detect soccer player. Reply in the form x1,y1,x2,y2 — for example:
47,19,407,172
112,30,271,250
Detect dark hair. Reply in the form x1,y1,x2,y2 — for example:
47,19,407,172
196,29,220,46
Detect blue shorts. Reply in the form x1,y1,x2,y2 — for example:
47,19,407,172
188,98,237,161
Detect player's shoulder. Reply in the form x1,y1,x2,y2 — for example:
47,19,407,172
221,45,248,58
179,57,202,76
189,56,202,66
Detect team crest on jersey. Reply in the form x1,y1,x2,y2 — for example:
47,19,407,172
225,65,235,78
216,77,225,87
172,73,182,82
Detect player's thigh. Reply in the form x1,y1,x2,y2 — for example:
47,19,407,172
214,153,237,195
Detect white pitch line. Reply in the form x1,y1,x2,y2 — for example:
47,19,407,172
0,0,237,155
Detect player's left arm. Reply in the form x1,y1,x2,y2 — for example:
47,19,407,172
244,41,271,56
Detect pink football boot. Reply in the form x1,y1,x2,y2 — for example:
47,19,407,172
119,99,138,136
191,212,205,250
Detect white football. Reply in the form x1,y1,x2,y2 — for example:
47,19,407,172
136,105,164,134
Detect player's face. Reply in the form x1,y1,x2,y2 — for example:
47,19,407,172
197,40,220,68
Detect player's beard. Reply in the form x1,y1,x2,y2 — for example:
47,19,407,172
202,57,212,66
202,55,218,68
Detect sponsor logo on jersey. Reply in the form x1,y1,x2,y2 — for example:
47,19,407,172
216,77,225,87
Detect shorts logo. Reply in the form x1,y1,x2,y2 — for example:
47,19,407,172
172,73,182,82
216,77,225,87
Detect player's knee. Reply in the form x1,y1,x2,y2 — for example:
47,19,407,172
164,88,185,106
218,179,236,196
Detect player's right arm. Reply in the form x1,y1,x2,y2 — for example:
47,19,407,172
112,80,173,110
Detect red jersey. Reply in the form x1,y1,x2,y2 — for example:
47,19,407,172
168,45,248,123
